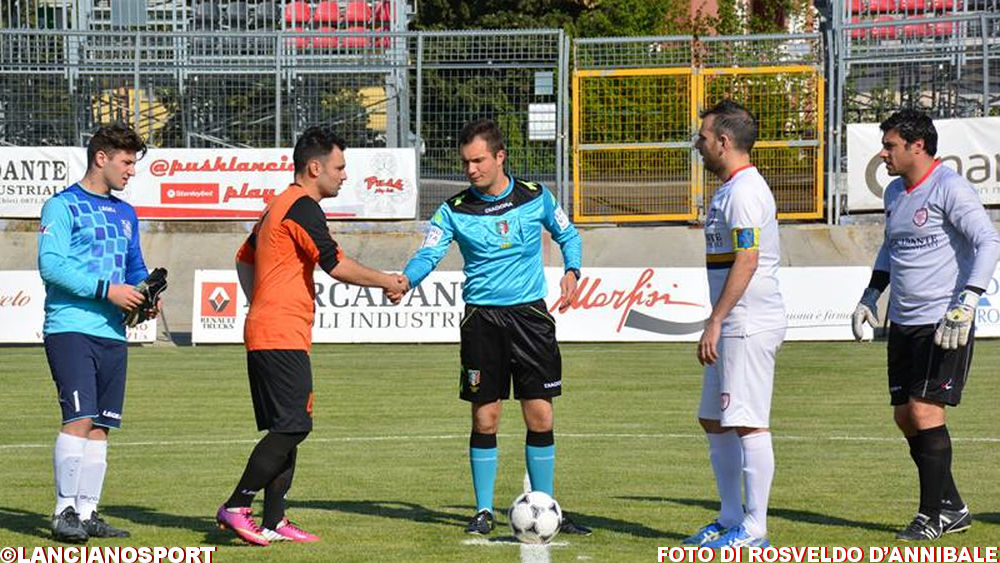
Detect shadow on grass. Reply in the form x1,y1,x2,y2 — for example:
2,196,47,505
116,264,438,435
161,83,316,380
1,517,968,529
295,499,679,539
976,512,1000,525
0,507,50,539
440,503,679,540
616,496,896,534
291,499,467,527
100,505,251,547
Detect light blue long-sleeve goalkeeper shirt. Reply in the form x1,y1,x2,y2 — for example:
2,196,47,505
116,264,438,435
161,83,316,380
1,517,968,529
403,176,582,306
38,183,149,341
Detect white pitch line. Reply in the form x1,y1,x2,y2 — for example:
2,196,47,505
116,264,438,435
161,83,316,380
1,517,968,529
521,543,552,563
461,538,568,547
3,432,1000,451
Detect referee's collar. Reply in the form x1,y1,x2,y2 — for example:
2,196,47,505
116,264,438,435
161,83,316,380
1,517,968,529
471,176,514,202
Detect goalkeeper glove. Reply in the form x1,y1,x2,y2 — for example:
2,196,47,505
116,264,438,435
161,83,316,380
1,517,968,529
124,268,168,328
934,289,978,350
851,286,880,341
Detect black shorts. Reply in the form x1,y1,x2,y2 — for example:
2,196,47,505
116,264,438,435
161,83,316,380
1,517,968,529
459,300,562,403
887,323,974,407
247,350,314,432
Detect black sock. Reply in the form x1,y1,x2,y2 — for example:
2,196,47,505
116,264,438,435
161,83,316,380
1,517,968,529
938,428,963,511
262,447,297,529
914,425,951,522
226,431,309,509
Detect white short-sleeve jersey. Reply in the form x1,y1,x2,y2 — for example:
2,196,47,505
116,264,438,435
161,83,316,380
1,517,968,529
704,166,786,336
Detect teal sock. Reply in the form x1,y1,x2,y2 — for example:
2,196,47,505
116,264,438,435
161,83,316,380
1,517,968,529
470,432,497,513
525,430,555,496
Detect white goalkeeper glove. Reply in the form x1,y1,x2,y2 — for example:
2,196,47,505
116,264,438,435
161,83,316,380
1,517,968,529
934,289,978,350
851,287,880,341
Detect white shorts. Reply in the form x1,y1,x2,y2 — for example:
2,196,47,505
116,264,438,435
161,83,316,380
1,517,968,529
698,328,785,428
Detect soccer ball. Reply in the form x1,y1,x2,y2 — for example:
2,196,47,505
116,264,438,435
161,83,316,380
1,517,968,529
508,491,562,544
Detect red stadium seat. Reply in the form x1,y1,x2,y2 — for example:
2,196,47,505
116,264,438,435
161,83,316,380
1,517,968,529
903,19,954,35
313,1,340,24
870,16,898,38
313,27,340,49
283,1,310,24
342,27,370,48
932,0,959,10
345,1,373,24
848,17,868,38
898,0,931,11
374,1,393,24
286,27,311,49
867,0,899,13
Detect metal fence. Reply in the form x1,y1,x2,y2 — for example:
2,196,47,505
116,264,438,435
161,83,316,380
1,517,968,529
573,34,824,223
0,18,567,219
832,11,1000,221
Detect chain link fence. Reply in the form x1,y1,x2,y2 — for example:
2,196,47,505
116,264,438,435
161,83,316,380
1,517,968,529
0,2,566,220
833,12,1000,220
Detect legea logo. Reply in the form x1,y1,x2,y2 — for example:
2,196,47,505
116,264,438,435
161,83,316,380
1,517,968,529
201,283,237,317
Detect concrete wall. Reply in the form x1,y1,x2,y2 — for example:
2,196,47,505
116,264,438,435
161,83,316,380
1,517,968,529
1,218,890,340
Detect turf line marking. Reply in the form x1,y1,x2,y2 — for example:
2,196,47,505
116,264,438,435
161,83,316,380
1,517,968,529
521,543,551,563
3,432,1000,450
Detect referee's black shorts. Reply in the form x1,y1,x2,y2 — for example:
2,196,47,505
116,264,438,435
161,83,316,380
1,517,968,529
459,299,562,403
887,322,974,407
247,350,314,432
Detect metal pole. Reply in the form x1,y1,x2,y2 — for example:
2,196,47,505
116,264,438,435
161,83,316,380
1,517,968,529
826,26,836,224
134,32,142,131
275,33,282,147
416,32,423,217
982,13,989,117
555,30,566,206
562,32,570,209
833,2,845,224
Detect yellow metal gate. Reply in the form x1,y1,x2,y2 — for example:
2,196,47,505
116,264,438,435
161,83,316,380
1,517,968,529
573,55,824,223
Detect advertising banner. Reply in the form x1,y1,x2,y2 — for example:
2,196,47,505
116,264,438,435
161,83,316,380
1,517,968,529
0,271,156,343
0,147,87,217
192,267,872,344
847,117,1000,211
0,147,418,220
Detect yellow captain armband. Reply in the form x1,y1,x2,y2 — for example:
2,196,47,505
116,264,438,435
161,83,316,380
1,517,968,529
732,227,760,251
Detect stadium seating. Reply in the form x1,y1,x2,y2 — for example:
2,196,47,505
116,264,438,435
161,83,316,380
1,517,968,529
313,1,341,24
284,1,311,25
345,1,374,24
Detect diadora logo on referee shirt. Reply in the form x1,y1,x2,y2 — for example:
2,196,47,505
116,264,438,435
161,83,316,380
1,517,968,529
201,282,237,317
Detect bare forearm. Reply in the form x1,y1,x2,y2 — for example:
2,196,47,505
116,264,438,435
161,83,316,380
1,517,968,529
708,252,757,324
329,256,394,288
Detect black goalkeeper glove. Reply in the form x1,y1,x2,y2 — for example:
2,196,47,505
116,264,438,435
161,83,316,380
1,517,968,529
124,268,168,328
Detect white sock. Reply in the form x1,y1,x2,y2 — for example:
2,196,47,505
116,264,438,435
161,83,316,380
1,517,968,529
53,433,88,515
741,432,774,538
707,430,744,528
76,439,108,521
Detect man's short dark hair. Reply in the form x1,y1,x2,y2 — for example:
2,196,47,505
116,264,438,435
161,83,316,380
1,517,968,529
86,123,147,170
458,118,506,156
880,109,938,156
700,100,757,152
293,125,347,175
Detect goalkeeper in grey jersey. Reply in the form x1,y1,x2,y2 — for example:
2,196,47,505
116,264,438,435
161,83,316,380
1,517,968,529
852,109,1000,542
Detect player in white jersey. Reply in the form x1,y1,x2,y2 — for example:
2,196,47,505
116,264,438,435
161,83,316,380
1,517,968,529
852,109,1000,541
683,100,786,549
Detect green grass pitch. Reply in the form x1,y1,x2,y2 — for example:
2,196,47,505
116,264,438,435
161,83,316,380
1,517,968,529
1,342,998,561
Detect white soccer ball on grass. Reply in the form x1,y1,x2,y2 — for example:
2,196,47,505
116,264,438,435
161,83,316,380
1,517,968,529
508,490,562,544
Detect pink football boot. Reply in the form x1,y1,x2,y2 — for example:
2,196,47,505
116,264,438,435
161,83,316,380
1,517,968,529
262,518,321,542
216,505,270,546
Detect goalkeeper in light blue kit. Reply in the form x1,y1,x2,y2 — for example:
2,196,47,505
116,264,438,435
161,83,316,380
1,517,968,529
852,109,1000,541
38,123,156,543
398,118,590,536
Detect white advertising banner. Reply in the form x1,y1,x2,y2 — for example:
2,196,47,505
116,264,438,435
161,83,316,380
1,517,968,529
0,147,418,220
192,266,872,344
0,147,87,217
847,117,1000,211
0,271,156,343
